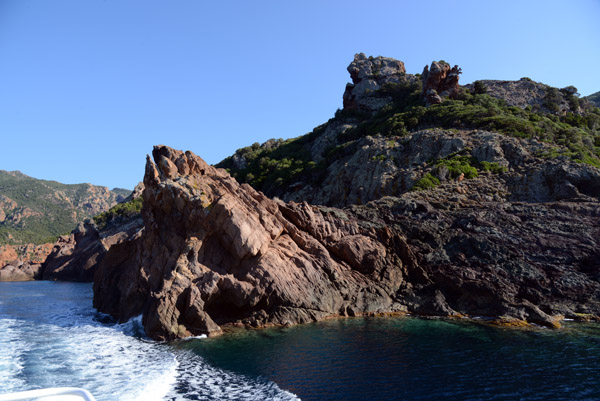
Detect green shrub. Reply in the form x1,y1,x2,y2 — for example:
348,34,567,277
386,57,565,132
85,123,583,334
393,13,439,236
479,161,508,174
473,80,488,95
412,173,440,191
543,87,561,113
94,196,143,230
371,154,387,162
435,155,478,179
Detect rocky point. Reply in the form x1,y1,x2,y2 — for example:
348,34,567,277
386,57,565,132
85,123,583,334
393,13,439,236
93,146,420,340
5,53,598,339
92,145,600,340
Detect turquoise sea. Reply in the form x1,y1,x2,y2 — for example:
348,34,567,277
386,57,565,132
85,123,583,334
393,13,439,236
1,281,599,400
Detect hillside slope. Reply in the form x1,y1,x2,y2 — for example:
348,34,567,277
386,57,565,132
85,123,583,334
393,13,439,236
0,170,130,244
587,91,600,108
218,54,600,208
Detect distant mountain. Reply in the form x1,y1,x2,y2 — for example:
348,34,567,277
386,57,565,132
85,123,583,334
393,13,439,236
586,91,600,107
0,170,130,244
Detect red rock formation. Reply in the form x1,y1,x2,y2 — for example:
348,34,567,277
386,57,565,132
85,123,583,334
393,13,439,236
41,217,143,282
0,245,19,267
93,146,418,340
422,61,462,105
0,261,43,281
343,53,415,112
0,237,51,282
92,145,600,340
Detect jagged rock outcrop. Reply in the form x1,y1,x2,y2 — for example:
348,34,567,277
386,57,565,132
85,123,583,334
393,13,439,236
93,146,419,340
0,243,54,281
41,215,143,282
343,53,417,112
422,61,462,105
122,182,145,203
41,221,102,282
93,145,600,340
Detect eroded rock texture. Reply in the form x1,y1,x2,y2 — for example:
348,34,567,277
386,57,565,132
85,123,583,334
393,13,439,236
422,61,462,105
42,216,143,282
352,195,600,327
343,53,417,112
93,145,600,340
0,261,43,281
93,146,418,340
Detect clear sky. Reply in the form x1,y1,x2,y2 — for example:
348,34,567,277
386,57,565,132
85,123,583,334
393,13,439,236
1,0,599,190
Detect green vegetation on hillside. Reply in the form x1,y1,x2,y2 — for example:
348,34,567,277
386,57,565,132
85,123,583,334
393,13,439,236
93,196,143,230
0,171,129,244
435,154,479,179
218,79,600,197
349,90,600,158
412,152,507,191
586,91,600,108
217,132,329,196
412,173,440,191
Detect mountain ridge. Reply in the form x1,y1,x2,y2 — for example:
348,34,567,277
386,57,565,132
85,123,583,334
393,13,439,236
0,169,130,245
217,54,600,207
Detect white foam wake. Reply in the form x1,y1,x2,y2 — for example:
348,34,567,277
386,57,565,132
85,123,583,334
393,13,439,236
0,318,30,392
0,283,299,401
166,349,300,401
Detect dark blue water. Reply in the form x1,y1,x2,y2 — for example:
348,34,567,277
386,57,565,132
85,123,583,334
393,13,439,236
175,317,600,400
1,281,599,400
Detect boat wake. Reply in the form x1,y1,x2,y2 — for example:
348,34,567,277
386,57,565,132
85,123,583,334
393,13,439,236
0,282,299,401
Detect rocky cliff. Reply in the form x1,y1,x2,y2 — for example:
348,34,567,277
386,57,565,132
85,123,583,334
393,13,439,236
219,55,600,208
281,129,600,207
16,53,599,339
93,146,420,340
91,54,600,340
92,145,600,340
342,53,418,112
0,242,54,281
40,215,143,282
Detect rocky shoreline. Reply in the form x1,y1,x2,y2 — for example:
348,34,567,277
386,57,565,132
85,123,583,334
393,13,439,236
88,145,599,340
2,54,599,340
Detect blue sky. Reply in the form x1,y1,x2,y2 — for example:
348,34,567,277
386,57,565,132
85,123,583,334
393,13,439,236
1,0,599,190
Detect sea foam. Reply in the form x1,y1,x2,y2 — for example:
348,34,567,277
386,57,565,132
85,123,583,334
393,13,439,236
0,282,299,401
